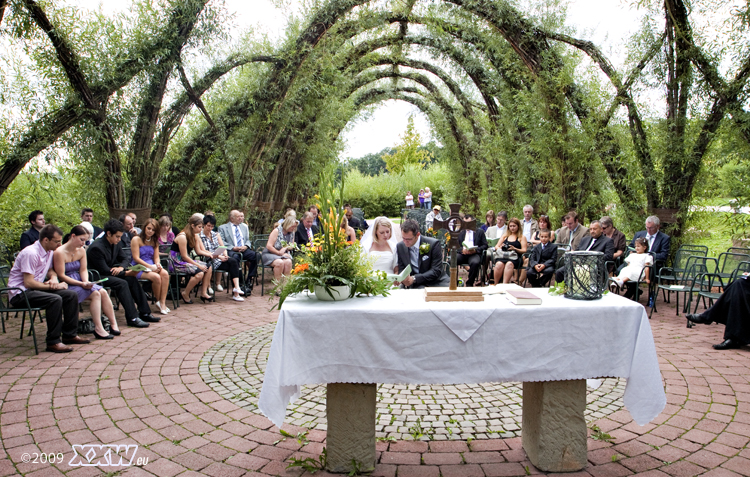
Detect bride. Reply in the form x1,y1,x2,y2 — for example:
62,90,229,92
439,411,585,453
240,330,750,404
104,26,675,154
360,217,398,274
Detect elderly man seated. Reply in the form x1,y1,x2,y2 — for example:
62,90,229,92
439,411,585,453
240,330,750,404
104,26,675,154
631,215,671,267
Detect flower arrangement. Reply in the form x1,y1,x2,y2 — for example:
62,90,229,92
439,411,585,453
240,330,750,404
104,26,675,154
425,227,438,237
273,168,393,308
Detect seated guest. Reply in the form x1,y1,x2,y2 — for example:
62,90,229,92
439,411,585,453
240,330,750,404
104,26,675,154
361,217,398,274
341,217,357,242
555,220,614,284
78,221,95,249
555,216,566,238
157,214,175,246
54,225,120,339
262,217,296,286
488,211,508,239
81,208,103,238
687,276,750,350
493,218,527,284
527,230,558,287
600,216,626,262
481,210,495,232
456,214,488,287
219,210,258,293
521,205,539,243
118,214,135,247
128,212,142,235
555,211,590,250
612,237,652,298
87,219,158,327
20,210,45,250
196,214,245,302
309,206,321,228
530,215,555,246
395,219,449,288
8,224,87,353
631,215,671,266
130,218,171,314
170,214,214,304
295,211,319,247
277,208,296,226
425,205,441,230
344,205,368,231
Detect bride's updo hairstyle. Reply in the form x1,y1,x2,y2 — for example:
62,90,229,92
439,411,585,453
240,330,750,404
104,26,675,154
372,217,392,243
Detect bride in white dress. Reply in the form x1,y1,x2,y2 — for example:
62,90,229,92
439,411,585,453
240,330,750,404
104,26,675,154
360,217,398,274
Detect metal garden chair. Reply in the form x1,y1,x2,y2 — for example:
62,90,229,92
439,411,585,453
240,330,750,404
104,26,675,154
691,261,750,318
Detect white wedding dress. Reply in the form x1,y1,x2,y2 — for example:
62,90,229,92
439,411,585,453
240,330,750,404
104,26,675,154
360,217,398,274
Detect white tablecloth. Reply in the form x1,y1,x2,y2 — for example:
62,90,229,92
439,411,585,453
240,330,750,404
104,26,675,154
258,289,666,428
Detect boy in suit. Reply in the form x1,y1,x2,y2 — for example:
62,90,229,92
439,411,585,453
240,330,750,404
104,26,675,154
526,230,558,287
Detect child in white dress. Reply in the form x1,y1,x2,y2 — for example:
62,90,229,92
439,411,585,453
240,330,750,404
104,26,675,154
613,237,653,287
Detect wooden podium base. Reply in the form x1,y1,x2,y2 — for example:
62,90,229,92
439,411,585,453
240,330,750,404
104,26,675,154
424,287,485,302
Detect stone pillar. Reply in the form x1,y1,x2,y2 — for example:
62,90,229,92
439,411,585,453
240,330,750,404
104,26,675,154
326,383,377,473
522,380,587,472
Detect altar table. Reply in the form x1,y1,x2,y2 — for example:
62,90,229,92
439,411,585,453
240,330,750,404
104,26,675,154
258,289,666,472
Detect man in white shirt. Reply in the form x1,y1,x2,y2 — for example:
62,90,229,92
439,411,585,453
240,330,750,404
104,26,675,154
521,205,539,243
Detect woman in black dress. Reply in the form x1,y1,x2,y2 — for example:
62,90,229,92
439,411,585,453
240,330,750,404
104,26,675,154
492,218,527,284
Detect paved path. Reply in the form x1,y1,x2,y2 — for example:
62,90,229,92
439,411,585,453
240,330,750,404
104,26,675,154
0,282,748,477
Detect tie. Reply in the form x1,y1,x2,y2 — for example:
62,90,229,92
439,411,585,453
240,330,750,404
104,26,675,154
647,235,654,250
410,246,419,273
307,228,313,243
586,238,596,251
234,225,244,247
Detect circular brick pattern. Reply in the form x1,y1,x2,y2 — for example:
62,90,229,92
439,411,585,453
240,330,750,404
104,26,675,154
200,323,628,440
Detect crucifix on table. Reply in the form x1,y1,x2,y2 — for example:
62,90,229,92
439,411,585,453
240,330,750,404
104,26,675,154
433,203,476,290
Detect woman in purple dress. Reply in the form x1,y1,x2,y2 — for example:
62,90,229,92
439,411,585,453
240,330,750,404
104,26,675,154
130,218,170,314
53,225,121,339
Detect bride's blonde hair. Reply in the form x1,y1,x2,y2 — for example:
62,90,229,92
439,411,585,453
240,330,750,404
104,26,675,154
372,217,392,243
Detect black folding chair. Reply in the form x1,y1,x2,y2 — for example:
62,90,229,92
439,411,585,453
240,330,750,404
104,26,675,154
0,286,42,355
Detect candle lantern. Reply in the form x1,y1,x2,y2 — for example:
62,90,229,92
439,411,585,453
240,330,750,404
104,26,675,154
563,251,605,300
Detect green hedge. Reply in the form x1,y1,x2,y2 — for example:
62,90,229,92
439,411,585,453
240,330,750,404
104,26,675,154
343,163,456,219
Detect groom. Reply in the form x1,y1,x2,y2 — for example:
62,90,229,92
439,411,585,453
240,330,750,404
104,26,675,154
396,219,449,288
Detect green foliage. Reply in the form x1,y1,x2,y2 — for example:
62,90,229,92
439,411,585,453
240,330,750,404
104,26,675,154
287,448,327,473
383,116,433,174
343,163,456,218
0,165,108,254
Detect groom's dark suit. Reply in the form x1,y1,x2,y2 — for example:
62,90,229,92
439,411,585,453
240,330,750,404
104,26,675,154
396,235,449,288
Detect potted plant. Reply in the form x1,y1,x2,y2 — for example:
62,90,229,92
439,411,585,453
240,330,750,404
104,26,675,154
273,168,392,308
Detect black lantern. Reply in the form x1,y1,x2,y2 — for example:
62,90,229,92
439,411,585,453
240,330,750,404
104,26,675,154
564,251,605,300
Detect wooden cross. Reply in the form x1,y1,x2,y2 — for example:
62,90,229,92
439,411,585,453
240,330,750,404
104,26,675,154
432,203,477,290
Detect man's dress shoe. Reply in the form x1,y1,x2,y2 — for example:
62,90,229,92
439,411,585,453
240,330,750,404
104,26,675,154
46,343,73,353
686,314,712,324
62,336,91,345
713,339,742,350
127,318,150,328
140,314,161,323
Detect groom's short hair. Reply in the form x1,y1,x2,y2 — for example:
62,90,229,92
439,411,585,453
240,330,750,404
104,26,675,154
401,219,420,236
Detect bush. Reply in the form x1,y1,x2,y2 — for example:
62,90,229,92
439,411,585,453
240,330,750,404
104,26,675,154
343,163,457,218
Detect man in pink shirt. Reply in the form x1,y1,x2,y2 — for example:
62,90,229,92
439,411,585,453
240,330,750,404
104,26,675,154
8,224,87,353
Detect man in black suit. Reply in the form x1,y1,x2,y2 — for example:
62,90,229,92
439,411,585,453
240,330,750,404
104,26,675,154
456,214,488,287
295,212,319,247
20,210,45,250
555,220,614,284
81,208,103,239
87,219,159,328
631,215,671,265
344,205,369,232
395,219,449,288
527,230,558,287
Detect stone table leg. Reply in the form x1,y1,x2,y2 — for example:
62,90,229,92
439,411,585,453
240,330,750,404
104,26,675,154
326,383,376,473
522,380,587,472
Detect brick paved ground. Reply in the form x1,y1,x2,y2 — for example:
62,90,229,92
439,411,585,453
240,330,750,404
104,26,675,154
0,284,748,477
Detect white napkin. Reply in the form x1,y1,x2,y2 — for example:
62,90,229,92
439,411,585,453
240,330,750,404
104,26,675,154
426,300,495,341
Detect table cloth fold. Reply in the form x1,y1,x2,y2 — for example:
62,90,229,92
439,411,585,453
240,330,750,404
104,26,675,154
258,289,666,429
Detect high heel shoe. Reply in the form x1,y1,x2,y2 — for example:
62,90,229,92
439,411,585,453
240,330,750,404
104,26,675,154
156,301,169,315
200,295,215,303
110,329,121,336
181,293,194,304
94,330,114,340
